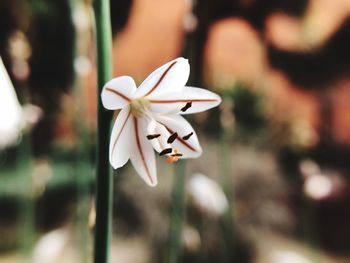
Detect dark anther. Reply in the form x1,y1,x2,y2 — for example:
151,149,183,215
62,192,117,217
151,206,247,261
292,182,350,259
147,134,161,140
182,132,193,140
181,102,192,112
167,132,178,143
159,148,172,156
171,153,183,157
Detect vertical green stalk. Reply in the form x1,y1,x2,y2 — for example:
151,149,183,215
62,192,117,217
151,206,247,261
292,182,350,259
302,198,321,262
168,160,187,263
93,0,113,262
218,94,235,263
17,133,35,261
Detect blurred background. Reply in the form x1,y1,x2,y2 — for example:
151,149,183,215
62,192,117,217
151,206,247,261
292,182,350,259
1,0,350,262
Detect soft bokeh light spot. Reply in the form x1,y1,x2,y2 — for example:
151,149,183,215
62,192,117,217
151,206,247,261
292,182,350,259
188,173,229,217
304,174,333,200
270,250,312,263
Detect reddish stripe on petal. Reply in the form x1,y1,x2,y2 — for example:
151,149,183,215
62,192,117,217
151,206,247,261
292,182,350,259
133,117,154,184
160,123,197,152
149,99,218,103
111,110,131,154
105,87,131,102
175,135,196,152
144,61,177,97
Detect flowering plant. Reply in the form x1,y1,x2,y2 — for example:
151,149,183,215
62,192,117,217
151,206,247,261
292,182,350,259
101,57,221,186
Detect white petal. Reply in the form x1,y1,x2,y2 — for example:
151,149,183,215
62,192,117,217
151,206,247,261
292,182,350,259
109,107,132,169
101,76,136,110
135,57,189,98
155,115,202,158
147,120,172,153
0,57,22,148
148,86,221,115
130,117,158,187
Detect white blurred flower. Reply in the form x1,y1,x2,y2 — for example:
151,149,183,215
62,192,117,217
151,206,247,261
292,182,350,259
101,57,221,186
0,57,22,147
0,57,41,149
183,13,198,32
32,228,69,263
72,2,92,32
270,250,312,263
187,173,229,216
299,159,320,176
304,173,333,200
74,55,92,77
182,225,201,252
299,159,346,200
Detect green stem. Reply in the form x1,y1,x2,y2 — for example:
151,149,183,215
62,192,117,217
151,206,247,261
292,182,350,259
302,198,321,262
93,0,113,262
168,160,187,263
218,95,235,262
17,133,35,261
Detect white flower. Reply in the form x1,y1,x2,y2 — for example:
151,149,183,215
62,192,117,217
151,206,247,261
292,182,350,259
187,173,229,216
32,228,69,263
101,57,221,186
0,57,41,149
270,250,312,263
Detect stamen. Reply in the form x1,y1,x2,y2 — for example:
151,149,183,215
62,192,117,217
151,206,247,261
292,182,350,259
159,148,172,156
167,132,178,143
182,132,193,140
166,149,182,164
171,153,183,157
181,102,192,112
147,134,161,140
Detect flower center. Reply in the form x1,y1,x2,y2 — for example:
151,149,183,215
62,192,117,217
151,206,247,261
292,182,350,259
130,98,150,117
